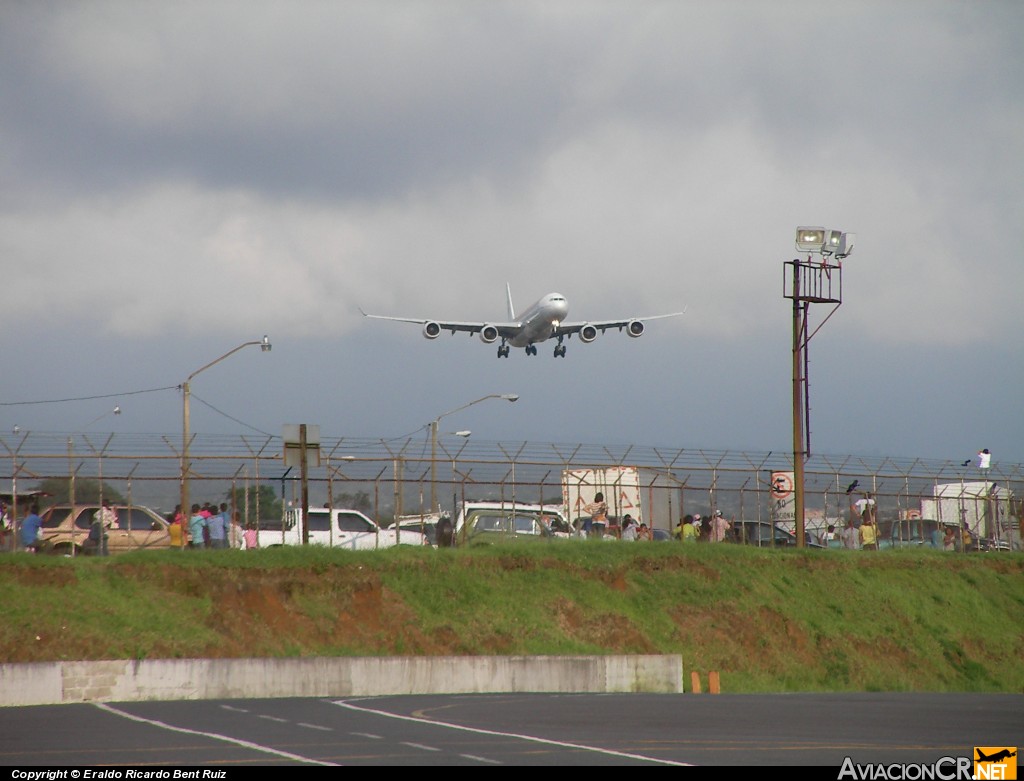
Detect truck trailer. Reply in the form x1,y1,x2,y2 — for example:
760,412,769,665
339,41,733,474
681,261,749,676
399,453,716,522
920,481,1017,547
561,466,681,535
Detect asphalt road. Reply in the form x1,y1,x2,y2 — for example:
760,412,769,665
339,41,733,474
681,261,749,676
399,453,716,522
1,693,1020,767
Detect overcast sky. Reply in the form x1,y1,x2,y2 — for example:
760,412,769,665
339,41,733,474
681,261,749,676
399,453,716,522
1,1,1022,466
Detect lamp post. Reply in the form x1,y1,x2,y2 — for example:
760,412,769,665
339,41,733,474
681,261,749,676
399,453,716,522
785,228,852,547
429,394,518,511
181,336,271,546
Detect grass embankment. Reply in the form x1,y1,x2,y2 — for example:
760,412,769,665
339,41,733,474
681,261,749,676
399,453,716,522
1,544,1022,693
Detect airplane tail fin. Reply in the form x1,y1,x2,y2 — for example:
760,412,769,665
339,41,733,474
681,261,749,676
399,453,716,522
506,283,515,320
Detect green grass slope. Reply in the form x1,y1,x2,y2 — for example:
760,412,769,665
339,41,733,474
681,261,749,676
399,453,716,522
1,543,1021,693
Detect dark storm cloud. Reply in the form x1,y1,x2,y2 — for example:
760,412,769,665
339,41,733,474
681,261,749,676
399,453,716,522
0,3,593,202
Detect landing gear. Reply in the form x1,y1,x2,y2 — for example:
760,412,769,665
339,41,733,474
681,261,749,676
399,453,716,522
525,344,538,356
497,342,510,358
554,339,566,358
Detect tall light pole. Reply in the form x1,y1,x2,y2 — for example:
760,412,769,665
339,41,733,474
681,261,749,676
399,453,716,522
430,394,518,511
785,228,853,547
181,336,271,545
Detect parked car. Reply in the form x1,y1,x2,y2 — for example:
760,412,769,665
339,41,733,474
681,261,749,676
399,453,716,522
38,504,170,556
257,508,429,549
878,518,944,549
728,519,826,549
455,501,573,546
389,514,441,547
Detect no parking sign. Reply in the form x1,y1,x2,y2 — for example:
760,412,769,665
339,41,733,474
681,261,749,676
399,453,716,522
771,471,795,521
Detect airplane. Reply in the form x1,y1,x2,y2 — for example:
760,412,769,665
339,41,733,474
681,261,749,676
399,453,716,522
976,749,1016,763
360,284,685,358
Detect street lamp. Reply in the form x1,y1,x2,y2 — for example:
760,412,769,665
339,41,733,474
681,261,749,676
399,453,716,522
429,394,518,511
786,228,851,547
181,336,271,545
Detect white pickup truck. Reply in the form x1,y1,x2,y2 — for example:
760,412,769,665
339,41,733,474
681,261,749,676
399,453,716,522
254,508,428,550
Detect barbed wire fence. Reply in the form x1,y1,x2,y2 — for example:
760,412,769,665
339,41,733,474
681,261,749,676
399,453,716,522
1,431,1020,547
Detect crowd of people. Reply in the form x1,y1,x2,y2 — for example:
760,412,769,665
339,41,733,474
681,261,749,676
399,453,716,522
670,511,732,543
165,502,256,549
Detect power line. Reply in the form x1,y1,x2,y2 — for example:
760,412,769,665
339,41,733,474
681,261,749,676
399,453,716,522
190,393,274,437
0,385,180,406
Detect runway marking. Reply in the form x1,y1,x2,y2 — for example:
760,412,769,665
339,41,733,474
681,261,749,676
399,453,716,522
352,732,383,740
298,723,334,732
461,754,502,765
331,699,691,766
94,703,339,766
402,742,442,752
258,715,289,723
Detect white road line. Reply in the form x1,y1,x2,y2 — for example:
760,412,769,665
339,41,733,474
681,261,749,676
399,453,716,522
298,723,334,732
460,754,502,765
258,715,289,723
351,732,383,740
95,703,340,766
330,699,691,766
401,742,442,752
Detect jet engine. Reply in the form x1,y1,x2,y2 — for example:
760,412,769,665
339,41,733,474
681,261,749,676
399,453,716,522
627,319,645,338
422,321,441,339
579,324,598,343
479,325,499,344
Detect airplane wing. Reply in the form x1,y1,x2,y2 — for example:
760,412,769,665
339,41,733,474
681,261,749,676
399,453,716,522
359,310,521,339
553,309,686,339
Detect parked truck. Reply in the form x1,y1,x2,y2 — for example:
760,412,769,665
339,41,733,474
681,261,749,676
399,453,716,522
561,466,681,535
920,481,1018,547
255,508,428,549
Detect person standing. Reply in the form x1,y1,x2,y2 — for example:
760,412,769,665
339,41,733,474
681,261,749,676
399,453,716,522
168,514,184,550
206,503,229,549
978,448,991,473
710,510,731,543
96,501,118,531
228,510,245,549
188,505,207,549
841,518,860,550
20,504,44,552
583,493,608,538
860,516,878,550
243,522,259,550
854,493,876,525
621,515,638,541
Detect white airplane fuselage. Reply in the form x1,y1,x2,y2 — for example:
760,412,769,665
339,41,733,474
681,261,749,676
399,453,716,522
508,293,569,348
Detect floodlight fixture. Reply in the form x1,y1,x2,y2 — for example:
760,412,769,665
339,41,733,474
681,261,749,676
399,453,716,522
824,229,843,254
834,232,855,259
796,227,827,253
796,226,854,258
261,335,272,352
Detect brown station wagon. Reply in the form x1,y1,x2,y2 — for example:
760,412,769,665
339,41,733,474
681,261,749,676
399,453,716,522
39,504,170,556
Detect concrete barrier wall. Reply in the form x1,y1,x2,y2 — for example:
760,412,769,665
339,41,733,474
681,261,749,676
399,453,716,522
0,655,683,706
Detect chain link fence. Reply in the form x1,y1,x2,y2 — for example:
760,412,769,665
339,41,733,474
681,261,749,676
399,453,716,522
1,431,1021,549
